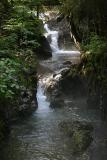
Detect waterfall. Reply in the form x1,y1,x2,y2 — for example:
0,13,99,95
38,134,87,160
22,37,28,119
37,17,81,113
44,23,80,58
37,78,50,113
44,24,59,53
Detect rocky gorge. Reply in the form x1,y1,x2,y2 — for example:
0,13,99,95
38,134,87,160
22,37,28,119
0,10,107,160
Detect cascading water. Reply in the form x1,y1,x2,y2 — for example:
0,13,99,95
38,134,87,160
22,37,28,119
1,12,105,160
37,78,50,113
36,22,81,113
44,24,59,53
44,23,80,58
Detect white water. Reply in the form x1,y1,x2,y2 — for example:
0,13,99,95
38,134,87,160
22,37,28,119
37,79,50,113
44,23,80,58
44,24,59,53
37,23,81,113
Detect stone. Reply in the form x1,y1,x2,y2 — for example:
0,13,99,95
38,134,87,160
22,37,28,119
56,14,64,22
59,120,93,154
63,61,72,66
36,36,52,59
47,16,74,50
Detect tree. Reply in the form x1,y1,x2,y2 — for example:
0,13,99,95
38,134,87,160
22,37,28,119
60,0,107,42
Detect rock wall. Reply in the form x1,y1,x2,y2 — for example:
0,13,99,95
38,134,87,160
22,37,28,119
47,14,77,50
36,36,52,59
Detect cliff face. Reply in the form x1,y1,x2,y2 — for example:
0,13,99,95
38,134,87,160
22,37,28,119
60,0,107,43
47,14,80,50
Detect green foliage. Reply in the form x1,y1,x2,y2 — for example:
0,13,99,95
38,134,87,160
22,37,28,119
0,33,18,50
0,0,46,141
3,5,43,46
60,0,107,41
80,34,107,96
81,34,107,73
0,58,21,99
0,0,41,114
0,55,37,101
0,2,42,99
0,0,11,28
84,34,107,54
0,3,43,58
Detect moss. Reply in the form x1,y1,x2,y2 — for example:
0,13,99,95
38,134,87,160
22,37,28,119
59,121,93,154
72,129,93,154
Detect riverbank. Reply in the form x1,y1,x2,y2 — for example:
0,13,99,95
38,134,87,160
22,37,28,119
0,4,52,141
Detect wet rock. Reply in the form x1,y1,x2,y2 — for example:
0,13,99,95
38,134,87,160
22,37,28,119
58,30,74,50
47,16,75,50
45,76,57,94
44,68,79,107
45,73,62,94
18,89,37,116
87,95,100,109
36,36,52,59
44,67,87,108
44,74,64,108
49,90,64,108
56,14,64,22
59,120,93,154
47,18,59,30
63,61,72,66
59,69,87,96
47,34,52,44
60,67,71,76
57,17,74,50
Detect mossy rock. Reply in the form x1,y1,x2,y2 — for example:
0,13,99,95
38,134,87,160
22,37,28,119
59,120,93,154
72,129,93,154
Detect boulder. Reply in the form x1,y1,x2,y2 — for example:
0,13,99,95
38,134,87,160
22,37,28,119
36,36,52,59
56,14,64,22
44,74,64,108
59,120,93,154
18,89,37,117
49,90,64,108
59,69,87,96
63,61,72,66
